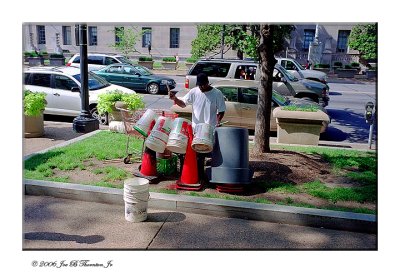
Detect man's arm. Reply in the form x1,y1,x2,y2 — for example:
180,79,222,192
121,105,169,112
169,92,186,108
217,111,225,126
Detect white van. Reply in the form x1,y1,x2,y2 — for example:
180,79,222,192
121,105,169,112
67,53,133,71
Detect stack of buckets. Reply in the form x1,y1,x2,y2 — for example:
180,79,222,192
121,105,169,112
123,178,150,222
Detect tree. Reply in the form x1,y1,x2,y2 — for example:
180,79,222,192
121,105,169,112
110,27,143,58
254,24,277,154
348,24,377,63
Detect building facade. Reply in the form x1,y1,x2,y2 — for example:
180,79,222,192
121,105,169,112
23,23,362,65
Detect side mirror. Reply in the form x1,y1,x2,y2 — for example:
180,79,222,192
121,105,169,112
71,87,80,92
281,77,287,83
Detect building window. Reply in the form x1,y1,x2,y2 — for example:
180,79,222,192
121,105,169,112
142,27,152,47
37,25,46,44
115,27,124,45
337,30,351,53
170,28,180,48
62,26,72,45
303,29,315,51
88,26,97,46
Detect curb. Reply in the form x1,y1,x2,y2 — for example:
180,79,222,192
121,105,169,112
24,179,376,234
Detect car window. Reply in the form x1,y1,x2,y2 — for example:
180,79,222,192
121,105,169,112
272,91,289,106
292,59,305,71
31,73,51,88
116,56,132,64
73,72,110,91
190,62,231,77
72,56,80,63
217,87,238,102
87,55,104,65
106,65,123,74
105,57,119,65
123,66,136,74
133,65,152,76
240,87,258,104
55,75,79,91
282,60,296,70
234,65,257,80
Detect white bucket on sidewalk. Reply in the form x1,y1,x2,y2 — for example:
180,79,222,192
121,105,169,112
123,178,150,222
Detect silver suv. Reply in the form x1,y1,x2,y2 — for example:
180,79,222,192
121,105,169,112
23,66,136,124
67,53,133,71
185,59,329,106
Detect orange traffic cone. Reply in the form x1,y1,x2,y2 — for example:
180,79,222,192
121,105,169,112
134,147,158,182
176,125,202,190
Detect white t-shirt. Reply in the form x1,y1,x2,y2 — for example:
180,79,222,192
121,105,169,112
182,86,226,130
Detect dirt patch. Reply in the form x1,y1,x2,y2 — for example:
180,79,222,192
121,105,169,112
51,149,376,212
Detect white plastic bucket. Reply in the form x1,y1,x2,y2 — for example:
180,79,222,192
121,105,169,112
145,116,172,153
123,178,150,222
192,123,214,153
166,118,191,154
133,109,159,137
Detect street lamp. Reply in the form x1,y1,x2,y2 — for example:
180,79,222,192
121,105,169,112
72,24,99,133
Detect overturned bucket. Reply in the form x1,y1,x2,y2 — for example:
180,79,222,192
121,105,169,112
123,178,150,222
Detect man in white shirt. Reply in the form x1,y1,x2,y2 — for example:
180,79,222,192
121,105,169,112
169,73,226,182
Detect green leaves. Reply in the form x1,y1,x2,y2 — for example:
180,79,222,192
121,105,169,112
348,24,377,60
110,27,142,57
24,90,47,117
97,90,145,114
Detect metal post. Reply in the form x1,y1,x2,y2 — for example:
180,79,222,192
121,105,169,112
368,124,374,149
72,23,99,133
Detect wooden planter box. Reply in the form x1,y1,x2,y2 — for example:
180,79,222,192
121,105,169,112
28,57,44,66
161,61,177,70
273,108,330,146
24,114,44,138
336,69,358,78
49,57,66,66
138,61,154,70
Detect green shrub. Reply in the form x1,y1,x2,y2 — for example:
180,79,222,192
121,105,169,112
138,56,153,61
97,90,145,114
350,62,360,67
281,105,319,112
162,57,177,62
344,64,354,69
186,56,198,63
24,90,47,117
315,63,330,69
333,61,343,67
49,53,64,58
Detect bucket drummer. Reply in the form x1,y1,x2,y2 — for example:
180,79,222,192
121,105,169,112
169,73,226,180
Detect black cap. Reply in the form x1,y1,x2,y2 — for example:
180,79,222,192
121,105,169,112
196,73,209,86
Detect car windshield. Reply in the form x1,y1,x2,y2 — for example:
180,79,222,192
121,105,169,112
272,90,290,106
132,65,153,76
278,65,299,82
115,56,133,64
291,59,305,71
73,72,110,90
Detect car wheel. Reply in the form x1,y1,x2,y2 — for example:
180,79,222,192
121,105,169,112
147,83,160,95
90,107,108,125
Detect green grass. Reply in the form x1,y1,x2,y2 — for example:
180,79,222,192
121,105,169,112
260,181,300,194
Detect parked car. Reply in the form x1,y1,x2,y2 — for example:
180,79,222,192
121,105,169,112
185,59,329,106
276,57,328,83
23,66,136,125
93,64,176,95
171,79,329,132
66,53,133,71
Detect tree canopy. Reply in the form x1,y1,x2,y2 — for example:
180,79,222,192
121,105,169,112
348,24,377,61
110,27,144,57
191,24,294,60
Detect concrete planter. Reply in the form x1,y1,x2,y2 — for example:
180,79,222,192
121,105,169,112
336,69,358,78
366,70,377,79
108,101,127,133
185,62,194,71
49,57,65,66
138,61,154,70
24,114,44,138
313,68,330,74
273,108,330,146
161,62,177,70
28,57,44,66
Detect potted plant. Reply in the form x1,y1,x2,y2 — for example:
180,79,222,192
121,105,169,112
185,56,198,71
336,64,358,78
273,105,330,146
161,56,177,70
366,66,377,79
49,53,66,66
313,63,330,74
97,90,145,133
26,51,44,66
24,90,47,138
138,56,154,69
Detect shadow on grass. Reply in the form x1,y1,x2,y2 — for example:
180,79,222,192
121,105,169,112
24,150,65,171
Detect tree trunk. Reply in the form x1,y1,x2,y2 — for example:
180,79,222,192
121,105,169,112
254,24,276,154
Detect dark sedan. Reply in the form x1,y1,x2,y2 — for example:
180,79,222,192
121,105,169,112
94,64,176,94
